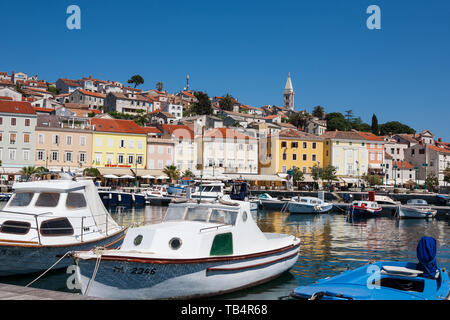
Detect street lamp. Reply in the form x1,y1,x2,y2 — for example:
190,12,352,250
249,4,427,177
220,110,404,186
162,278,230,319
414,166,419,189
423,163,428,190
393,164,398,188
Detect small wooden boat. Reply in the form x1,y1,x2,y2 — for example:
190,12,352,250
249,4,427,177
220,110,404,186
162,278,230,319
374,195,400,205
397,199,437,219
349,200,382,218
73,197,300,299
0,179,126,276
291,237,449,300
287,197,333,214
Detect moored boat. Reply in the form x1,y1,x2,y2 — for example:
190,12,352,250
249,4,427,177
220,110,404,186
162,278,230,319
397,199,437,219
287,197,333,214
349,200,382,218
73,197,300,299
290,237,449,300
0,179,126,276
258,193,288,210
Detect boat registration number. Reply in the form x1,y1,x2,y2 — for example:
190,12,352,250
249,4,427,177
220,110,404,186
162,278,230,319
113,266,156,275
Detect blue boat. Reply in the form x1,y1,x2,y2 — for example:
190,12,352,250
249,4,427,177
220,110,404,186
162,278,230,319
291,237,450,300
436,194,450,205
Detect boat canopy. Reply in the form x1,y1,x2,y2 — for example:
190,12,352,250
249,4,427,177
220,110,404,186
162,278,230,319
416,236,437,279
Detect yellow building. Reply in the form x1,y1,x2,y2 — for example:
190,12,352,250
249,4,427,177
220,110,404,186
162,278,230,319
91,118,147,175
260,129,329,178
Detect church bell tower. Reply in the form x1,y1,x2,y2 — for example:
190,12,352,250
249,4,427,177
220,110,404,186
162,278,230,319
283,72,294,110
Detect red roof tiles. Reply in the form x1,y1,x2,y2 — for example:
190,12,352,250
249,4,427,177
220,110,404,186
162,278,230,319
91,118,147,134
0,100,36,115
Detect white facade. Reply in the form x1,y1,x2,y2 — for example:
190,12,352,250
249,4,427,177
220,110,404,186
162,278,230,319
0,87,22,101
163,103,183,121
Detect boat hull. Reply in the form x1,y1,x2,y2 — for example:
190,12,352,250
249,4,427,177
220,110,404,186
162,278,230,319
76,243,300,299
350,206,382,217
291,261,450,300
259,199,286,210
288,203,333,214
0,229,126,277
398,207,436,219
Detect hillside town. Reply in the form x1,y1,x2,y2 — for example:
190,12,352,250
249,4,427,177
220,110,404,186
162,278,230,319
0,70,449,192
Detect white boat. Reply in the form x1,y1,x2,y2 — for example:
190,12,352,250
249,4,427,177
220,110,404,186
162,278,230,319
258,193,288,210
190,182,224,200
374,195,400,205
73,196,300,299
287,197,333,214
0,179,126,276
397,199,437,219
144,185,168,200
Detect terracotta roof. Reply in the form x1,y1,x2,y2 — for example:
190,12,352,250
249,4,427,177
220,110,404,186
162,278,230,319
91,118,147,134
0,96,13,101
109,92,147,102
355,131,385,142
427,145,450,154
322,130,369,141
278,128,324,140
33,107,54,113
393,161,414,169
149,111,175,118
384,152,393,160
395,134,419,144
264,114,280,120
140,126,162,134
76,89,106,99
59,78,80,87
204,128,255,140
0,100,36,115
161,124,194,139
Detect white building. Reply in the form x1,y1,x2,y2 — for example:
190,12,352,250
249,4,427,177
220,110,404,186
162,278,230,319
163,103,183,121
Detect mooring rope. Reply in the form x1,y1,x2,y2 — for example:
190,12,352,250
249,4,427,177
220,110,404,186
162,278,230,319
25,251,72,287
84,247,104,296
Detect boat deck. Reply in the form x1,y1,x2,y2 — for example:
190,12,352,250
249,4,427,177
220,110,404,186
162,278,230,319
0,283,102,300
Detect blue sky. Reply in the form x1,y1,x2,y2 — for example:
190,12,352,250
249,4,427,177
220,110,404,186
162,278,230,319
1,0,449,139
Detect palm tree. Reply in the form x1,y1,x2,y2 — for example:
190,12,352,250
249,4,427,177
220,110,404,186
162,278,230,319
19,166,38,181
127,75,144,88
156,81,164,91
83,167,100,177
182,169,194,178
163,165,181,183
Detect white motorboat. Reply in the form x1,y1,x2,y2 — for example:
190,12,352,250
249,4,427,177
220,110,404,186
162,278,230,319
349,200,382,217
144,185,169,200
374,195,400,205
287,197,333,214
190,182,224,200
0,179,126,276
397,199,437,219
73,196,300,299
258,193,289,210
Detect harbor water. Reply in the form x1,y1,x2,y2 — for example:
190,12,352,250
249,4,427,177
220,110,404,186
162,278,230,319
0,203,449,300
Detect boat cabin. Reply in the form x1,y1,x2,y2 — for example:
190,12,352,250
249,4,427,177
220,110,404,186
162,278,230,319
291,197,326,206
407,199,428,206
0,180,120,245
119,199,280,258
351,200,381,209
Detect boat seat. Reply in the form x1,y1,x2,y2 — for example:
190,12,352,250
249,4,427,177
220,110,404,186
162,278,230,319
381,266,423,278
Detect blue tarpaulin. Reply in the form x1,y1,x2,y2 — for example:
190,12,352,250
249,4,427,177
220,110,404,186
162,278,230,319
416,236,438,279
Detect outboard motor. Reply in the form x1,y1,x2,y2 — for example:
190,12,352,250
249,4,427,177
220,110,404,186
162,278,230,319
416,236,438,279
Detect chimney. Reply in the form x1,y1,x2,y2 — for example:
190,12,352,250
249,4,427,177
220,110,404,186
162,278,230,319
438,137,442,142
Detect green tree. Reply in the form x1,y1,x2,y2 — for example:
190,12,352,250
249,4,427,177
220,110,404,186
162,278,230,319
163,165,181,183
443,167,450,185
219,94,235,111
190,91,212,115
83,167,100,177
326,112,351,131
310,164,322,182
19,166,38,180
344,109,354,122
320,165,338,184
156,81,163,91
287,112,312,129
362,174,382,186
425,173,439,191
371,114,379,135
127,75,145,88
290,167,304,186
312,106,325,119
47,85,59,95
182,169,195,178
379,121,416,135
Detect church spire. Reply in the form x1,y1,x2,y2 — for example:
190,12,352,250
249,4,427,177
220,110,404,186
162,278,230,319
283,72,294,110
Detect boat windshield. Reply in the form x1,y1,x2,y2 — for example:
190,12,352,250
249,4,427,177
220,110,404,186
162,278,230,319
200,186,222,193
163,205,238,225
